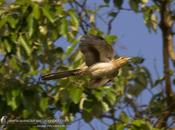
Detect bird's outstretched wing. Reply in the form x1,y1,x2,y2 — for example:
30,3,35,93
79,35,114,66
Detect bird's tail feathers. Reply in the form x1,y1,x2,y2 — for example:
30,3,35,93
41,69,82,80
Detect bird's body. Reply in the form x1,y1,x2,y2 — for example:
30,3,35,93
87,57,130,78
88,62,115,78
41,35,131,88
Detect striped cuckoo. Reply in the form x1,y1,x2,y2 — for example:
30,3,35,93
41,35,131,88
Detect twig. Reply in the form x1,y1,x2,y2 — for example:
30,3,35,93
107,11,119,34
120,7,142,12
69,0,92,34
88,123,96,130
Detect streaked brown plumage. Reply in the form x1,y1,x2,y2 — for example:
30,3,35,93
41,35,131,88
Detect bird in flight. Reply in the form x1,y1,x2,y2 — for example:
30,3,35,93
41,35,131,88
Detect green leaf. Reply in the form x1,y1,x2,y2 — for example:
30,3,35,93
27,15,34,37
7,89,21,110
79,94,87,110
29,127,38,130
120,111,129,123
67,32,75,42
60,19,68,37
18,35,31,56
109,123,124,130
32,3,40,19
39,97,49,111
69,87,82,104
42,5,54,23
8,56,19,69
4,39,12,53
130,57,144,64
141,0,148,4
69,10,79,32
93,91,105,101
104,0,110,4
101,101,110,112
82,110,93,122
113,0,123,8
105,35,117,44
58,127,66,130
108,12,118,17
88,27,103,36
131,120,151,130
93,104,103,118
0,16,7,28
22,109,30,118
154,77,164,86
64,41,77,57
150,15,158,31
7,15,18,28
107,92,116,105
129,0,139,12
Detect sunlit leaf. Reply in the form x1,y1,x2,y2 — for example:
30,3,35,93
42,5,54,23
64,41,77,57
102,101,110,112
69,10,79,32
32,3,40,19
79,94,87,110
27,15,34,37
150,14,158,31
7,89,21,110
109,123,124,130
0,16,7,28
120,111,129,123
39,25,47,35
141,0,148,4
105,35,117,44
4,39,12,53
154,77,164,86
69,87,83,104
60,19,68,37
7,15,18,28
131,120,151,130
18,35,31,56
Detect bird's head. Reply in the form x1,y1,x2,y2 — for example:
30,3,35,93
112,56,131,68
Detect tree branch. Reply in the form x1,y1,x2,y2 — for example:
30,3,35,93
160,3,175,61
155,0,175,128
159,0,174,98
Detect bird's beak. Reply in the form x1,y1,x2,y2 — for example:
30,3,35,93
126,57,132,61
